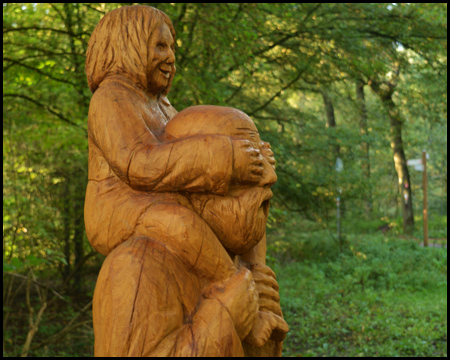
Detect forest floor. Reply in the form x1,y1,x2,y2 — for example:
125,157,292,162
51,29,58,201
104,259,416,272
268,217,447,357
3,217,447,357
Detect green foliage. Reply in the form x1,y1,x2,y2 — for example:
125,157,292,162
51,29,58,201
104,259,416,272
269,221,447,356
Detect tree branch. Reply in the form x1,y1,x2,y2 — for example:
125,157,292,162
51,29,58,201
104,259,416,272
248,67,307,116
3,42,85,59
82,3,106,15
3,57,78,87
30,302,92,351
3,26,89,38
62,251,98,288
3,272,91,315
3,93,85,130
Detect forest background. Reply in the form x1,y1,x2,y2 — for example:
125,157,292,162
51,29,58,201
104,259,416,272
3,3,447,357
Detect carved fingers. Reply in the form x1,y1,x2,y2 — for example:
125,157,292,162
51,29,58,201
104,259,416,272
250,262,277,280
251,264,281,316
248,263,279,291
269,313,289,342
244,311,278,347
231,139,264,184
242,262,289,346
244,311,288,347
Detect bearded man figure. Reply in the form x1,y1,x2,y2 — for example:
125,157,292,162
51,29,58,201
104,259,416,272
85,5,288,357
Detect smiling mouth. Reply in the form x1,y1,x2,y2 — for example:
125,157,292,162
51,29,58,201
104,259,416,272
160,68,171,78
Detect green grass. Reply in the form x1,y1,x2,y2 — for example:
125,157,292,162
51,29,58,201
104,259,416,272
279,266,446,357
267,219,447,357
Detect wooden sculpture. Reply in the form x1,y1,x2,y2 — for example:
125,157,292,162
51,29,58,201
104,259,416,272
84,5,288,357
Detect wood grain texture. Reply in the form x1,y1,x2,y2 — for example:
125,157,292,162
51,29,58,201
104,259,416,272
85,5,288,357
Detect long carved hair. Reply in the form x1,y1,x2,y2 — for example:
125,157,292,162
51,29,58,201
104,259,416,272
85,5,176,95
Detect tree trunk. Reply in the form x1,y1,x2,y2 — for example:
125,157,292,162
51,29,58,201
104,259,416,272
73,180,84,292
64,4,88,291
356,80,373,218
62,177,71,279
321,88,345,240
321,89,341,157
386,97,414,232
370,80,414,233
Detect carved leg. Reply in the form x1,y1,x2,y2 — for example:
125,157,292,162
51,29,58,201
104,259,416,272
93,236,185,356
134,202,236,282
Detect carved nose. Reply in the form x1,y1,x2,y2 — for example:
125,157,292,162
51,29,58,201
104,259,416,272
166,49,175,64
259,158,277,188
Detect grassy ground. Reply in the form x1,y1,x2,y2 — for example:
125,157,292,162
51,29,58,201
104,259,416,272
267,217,447,357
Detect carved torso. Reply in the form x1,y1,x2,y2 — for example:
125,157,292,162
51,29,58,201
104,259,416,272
87,75,175,184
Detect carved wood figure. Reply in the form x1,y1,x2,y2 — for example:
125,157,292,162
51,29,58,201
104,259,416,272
84,5,288,357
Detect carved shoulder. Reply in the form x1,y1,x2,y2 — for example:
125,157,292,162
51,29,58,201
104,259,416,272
89,79,146,122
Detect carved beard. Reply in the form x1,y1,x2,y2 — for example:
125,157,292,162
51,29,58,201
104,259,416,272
187,187,270,255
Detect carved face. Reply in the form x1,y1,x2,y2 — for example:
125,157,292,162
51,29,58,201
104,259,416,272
191,183,275,255
188,124,277,255
146,22,175,95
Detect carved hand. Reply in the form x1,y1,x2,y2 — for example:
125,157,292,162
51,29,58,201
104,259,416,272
203,267,259,341
231,139,264,184
244,263,289,347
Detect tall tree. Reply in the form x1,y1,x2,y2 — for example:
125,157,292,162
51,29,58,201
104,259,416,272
356,80,373,217
370,67,414,232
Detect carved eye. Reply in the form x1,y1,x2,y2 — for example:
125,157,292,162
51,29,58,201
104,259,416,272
157,43,166,50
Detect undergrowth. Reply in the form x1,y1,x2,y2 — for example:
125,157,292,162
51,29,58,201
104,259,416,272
267,216,447,357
